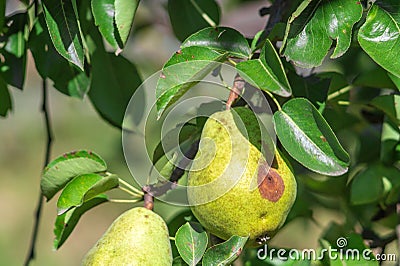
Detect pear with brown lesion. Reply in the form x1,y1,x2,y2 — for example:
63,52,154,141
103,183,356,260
187,107,297,246
82,207,172,266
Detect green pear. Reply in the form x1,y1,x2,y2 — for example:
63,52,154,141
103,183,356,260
82,207,172,266
187,107,297,246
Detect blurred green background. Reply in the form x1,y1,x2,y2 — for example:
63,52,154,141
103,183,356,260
1,0,398,265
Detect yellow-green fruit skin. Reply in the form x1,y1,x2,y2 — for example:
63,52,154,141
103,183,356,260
187,108,297,247
82,207,172,266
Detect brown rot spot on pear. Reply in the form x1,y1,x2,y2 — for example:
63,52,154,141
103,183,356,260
257,163,285,202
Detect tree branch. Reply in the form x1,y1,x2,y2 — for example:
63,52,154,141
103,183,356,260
226,74,245,110
142,140,200,208
256,0,287,47
24,79,53,266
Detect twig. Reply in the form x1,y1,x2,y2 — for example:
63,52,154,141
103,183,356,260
327,85,353,101
226,74,245,110
256,0,287,48
190,0,217,27
24,79,53,266
142,140,200,207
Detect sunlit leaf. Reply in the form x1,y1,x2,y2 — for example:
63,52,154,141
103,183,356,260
43,0,84,70
53,195,108,249
156,46,227,118
41,150,107,200
181,27,251,58
236,39,291,97
202,235,248,266
91,0,118,49
57,173,118,215
29,15,89,98
273,98,349,175
358,2,400,77
114,0,139,48
175,222,208,266
282,0,363,68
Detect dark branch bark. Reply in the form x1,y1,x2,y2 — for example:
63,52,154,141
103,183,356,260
226,74,245,110
24,79,53,266
256,0,287,47
142,140,200,204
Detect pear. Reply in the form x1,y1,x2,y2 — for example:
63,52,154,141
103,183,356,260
187,107,297,246
82,207,172,266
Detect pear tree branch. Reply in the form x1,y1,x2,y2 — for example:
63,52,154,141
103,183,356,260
24,79,53,266
142,140,200,210
226,74,245,110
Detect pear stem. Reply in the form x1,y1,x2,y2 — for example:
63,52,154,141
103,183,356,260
264,90,282,111
109,199,142,203
228,58,237,66
118,186,143,198
118,178,144,196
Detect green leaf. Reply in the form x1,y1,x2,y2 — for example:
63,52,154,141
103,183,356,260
181,27,251,58
156,46,227,118
380,117,400,165
289,71,332,108
57,173,118,215
202,235,248,266
41,150,107,201
168,0,220,41
0,75,12,117
0,13,27,89
175,222,208,266
282,0,363,68
114,0,139,48
350,164,385,205
42,0,85,70
280,0,317,53
91,0,119,49
152,123,199,164
358,4,400,77
273,98,350,176
353,68,397,90
172,256,187,266
89,50,142,127
370,94,400,124
54,195,108,249
388,72,400,91
236,39,291,97
384,167,400,205
29,15,89,98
